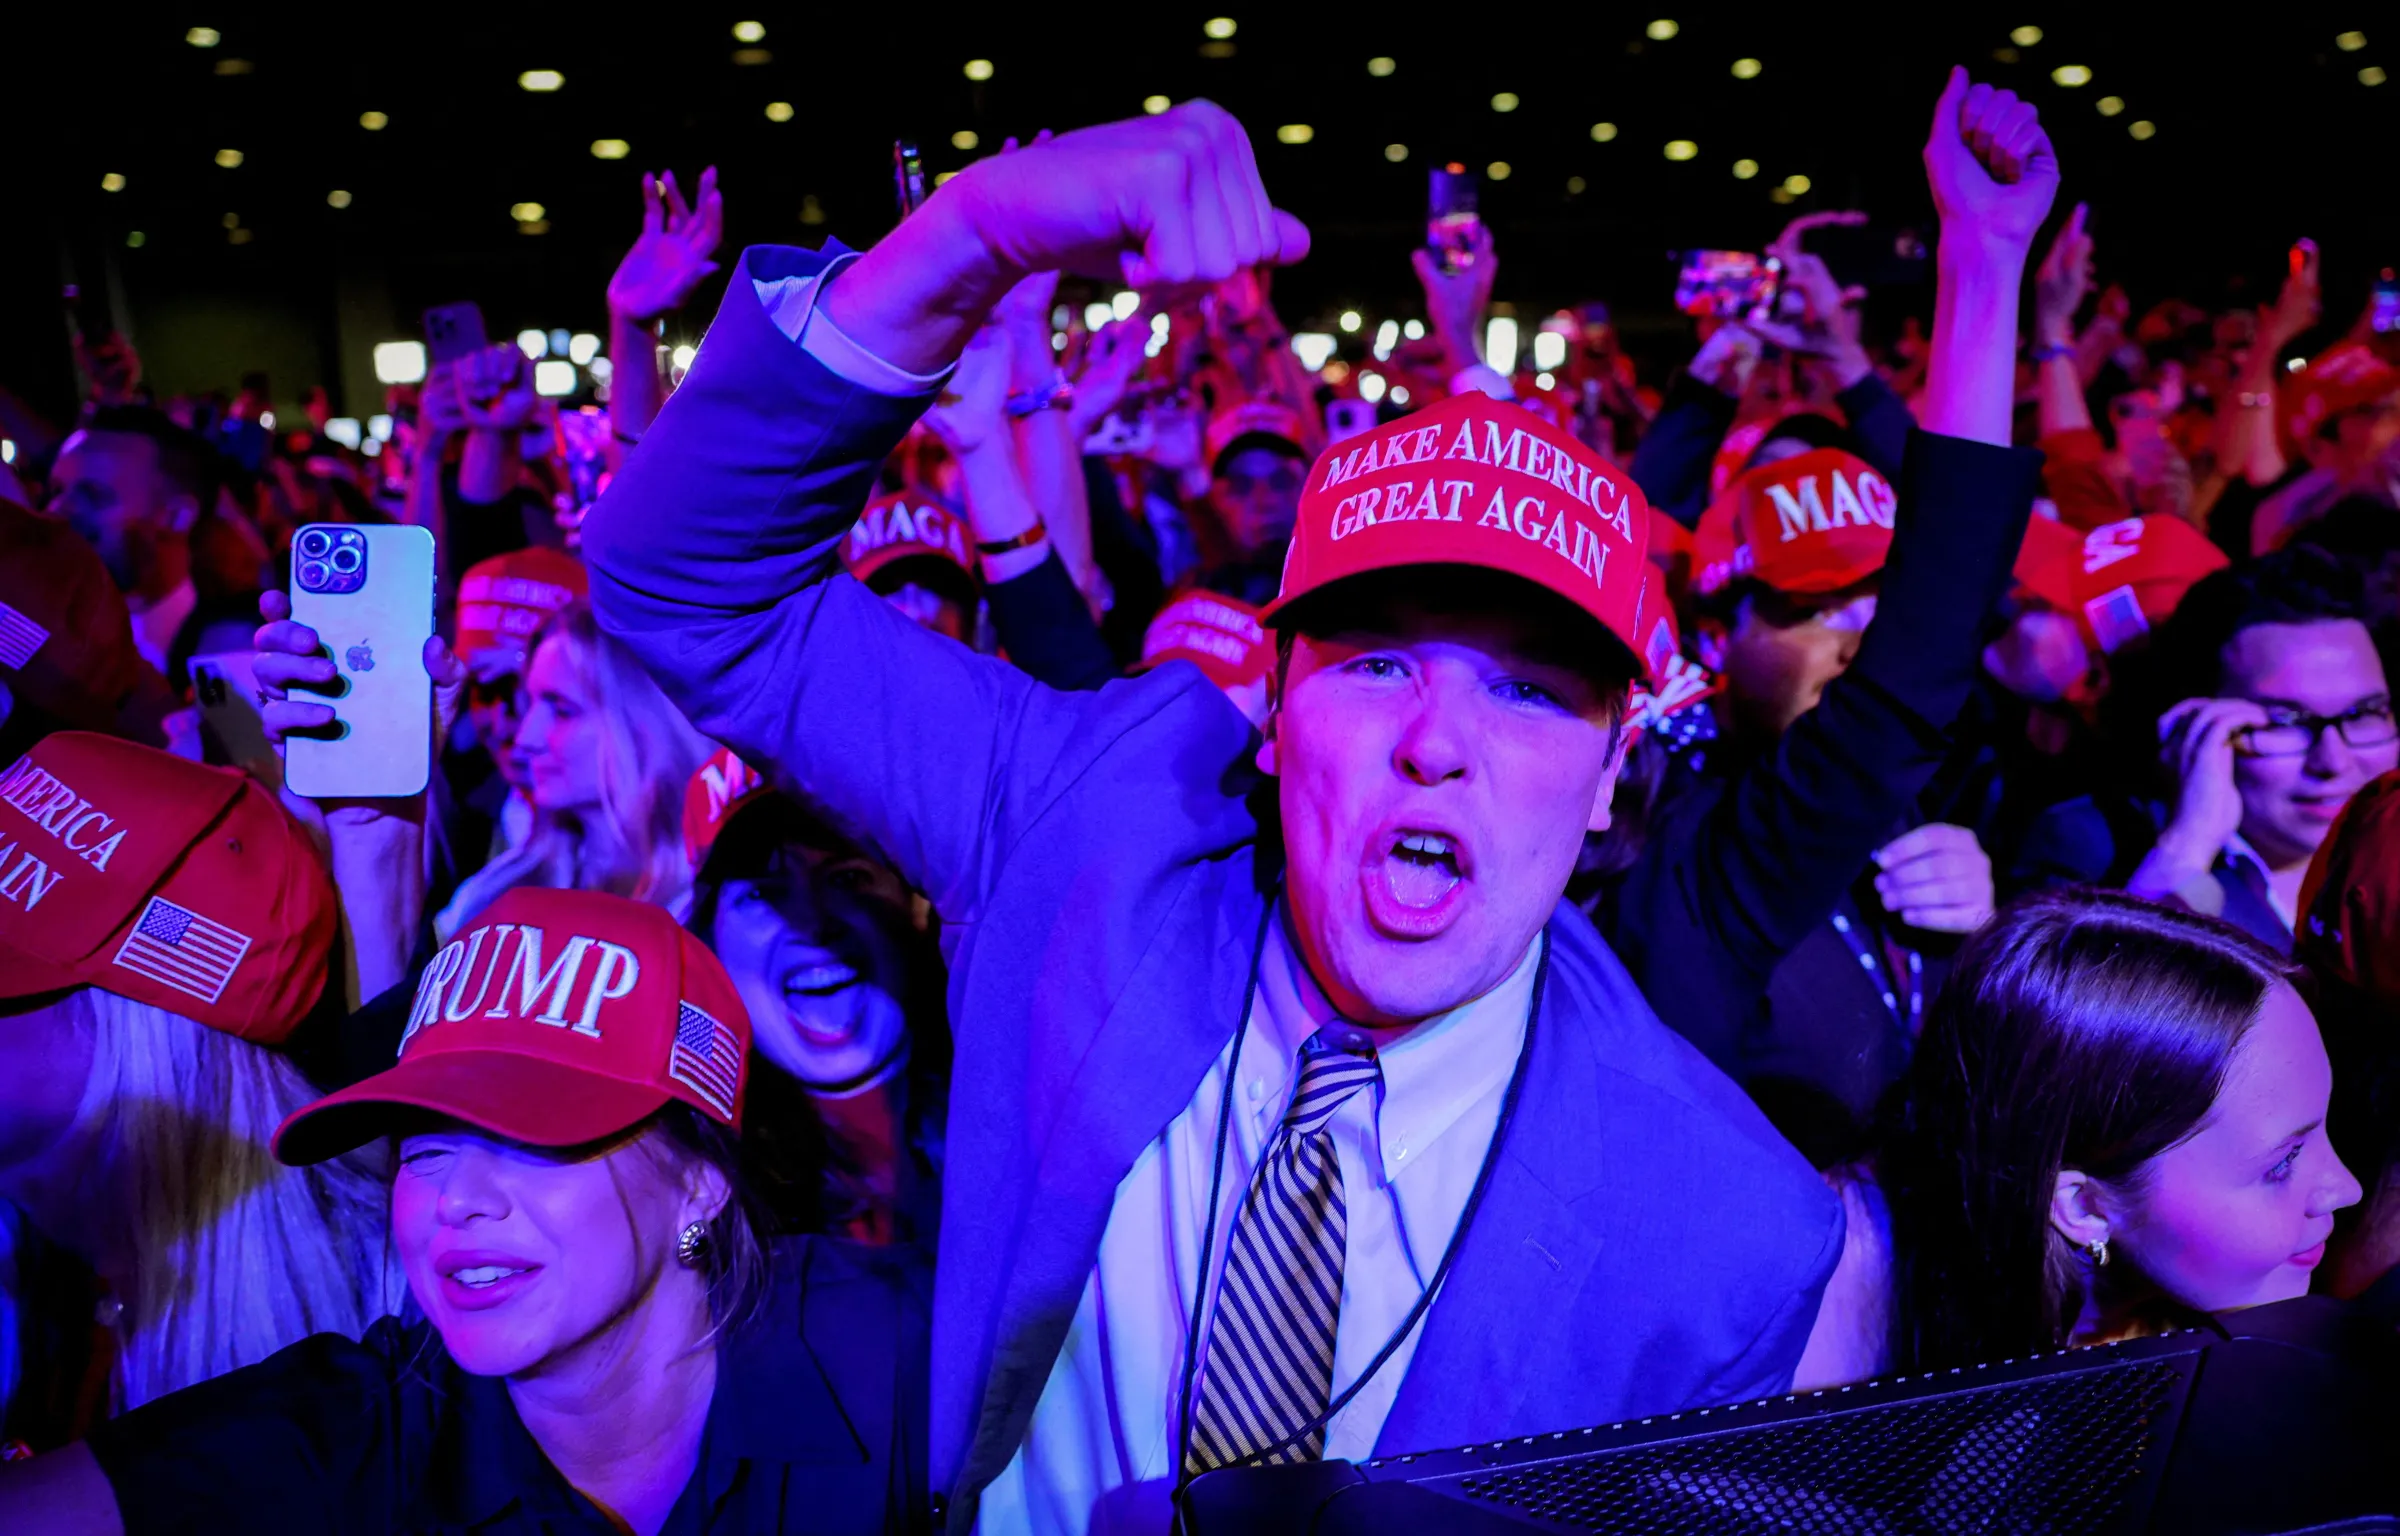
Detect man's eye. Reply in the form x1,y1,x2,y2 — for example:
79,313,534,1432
1353,656,1406,679
1497,680,1563,708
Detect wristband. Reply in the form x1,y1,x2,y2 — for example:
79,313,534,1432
976,520,1048,557
1005,373,1076,419
2028,341,2074,363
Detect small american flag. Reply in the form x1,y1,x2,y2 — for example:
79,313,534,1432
0,601,48,671
668,1001,741,1117
112,896,253,1006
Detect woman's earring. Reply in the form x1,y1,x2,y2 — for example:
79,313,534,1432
2086,1235,2110,1268
676,1220,710,1269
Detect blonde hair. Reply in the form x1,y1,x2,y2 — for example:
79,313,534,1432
61,990,402,1409
437,600,714,938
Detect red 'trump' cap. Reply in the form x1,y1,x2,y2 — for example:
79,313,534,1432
1694,448,1897,598
1265,391,1652,675
1206,400,1308,472
0,732,336,1042
273,886,751,1165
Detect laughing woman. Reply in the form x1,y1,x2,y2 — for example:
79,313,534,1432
0,888,929,1536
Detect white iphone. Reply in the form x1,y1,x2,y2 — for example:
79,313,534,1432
286,523,435,799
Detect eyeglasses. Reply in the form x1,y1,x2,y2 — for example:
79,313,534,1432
2235,700,2398,757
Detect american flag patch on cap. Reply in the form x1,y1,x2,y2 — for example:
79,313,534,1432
0,601,48,671
668,1001,741,1118
113,896,253,1005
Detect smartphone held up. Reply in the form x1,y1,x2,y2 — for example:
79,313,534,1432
1673,250,1783,319
1427,163,1482,277
283,523,436,800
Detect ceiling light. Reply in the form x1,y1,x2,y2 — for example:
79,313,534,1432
214,58,252,75
1144,94,1171,114
327,189,352,208
1567,175,1587,193
732,48,771,65
2096,96,2124,115
799,194,824,224
1486,160,1512,179
2011,25,2043,45
186,25,220,45
518,69,564,92
374,341,427,385
360,110,388,130
510,202,546,222
1491,92,1520,112
1783,173,1811,194
765,101,794,121
1485,316,1519,373
1731,57,1762,79
2364,66,2390,86
228,228,253,245
2336,31,2366,51
1367,56,1396,76
1732,158,1758,179
1591,121,1619,142
953,130,979,150
1203,17,1237,39
591,139,630,159
1646,19,1679,40
1339,310,1362,333
214,148,243,168
732,20,765,42
1277,123,1314,144
964,58,994,81
2051,64,2091,86
1385,143,1408,162
101,172,126,191
2129,119,2157,139
222,211,240,228
1663,139,1697,161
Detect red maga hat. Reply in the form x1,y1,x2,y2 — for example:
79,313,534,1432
1205,400,1308,472
1265,391,1652,673
1694,448,1897,599
0,732,335,1043
682,745,771,868
2017,515,2228,655
843,491,975,585
273,886,751,1165
2297,770,2400,1010
0,499,163,734
454,548,587,665
1136,590,1273,692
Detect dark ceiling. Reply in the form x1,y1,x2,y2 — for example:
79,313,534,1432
5,5,2394,419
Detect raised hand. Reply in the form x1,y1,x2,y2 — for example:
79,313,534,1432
922,324,1014,456
458,343,537,431
1923,67,2060,258
2033,202,2095,346
1070,317,1151,436
251,589,463,838
1411,223,1498,375
2263,239,2322,352
606,167,725,325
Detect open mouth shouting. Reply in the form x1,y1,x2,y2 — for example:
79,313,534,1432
1362,823,1475,940
780,943,867,1045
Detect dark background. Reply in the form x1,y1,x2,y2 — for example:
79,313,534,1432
4,6,2393,424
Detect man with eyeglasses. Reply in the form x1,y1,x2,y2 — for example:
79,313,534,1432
1194,400,1311,605
2027,548,2398,948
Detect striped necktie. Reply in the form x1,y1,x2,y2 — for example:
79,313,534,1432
1185,1030,1382,1475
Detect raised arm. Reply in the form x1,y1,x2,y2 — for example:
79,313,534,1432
582,104,1305,921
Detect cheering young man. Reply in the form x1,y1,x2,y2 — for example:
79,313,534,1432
585,76,2046,1534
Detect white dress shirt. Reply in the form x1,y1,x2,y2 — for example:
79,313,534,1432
752,274,1538,1536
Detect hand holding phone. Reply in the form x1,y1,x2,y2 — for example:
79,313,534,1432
1674,250,1783,319
1427,163,1482,277
280,524,439,800
422,302,490,367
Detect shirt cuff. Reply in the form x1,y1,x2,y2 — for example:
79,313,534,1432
1449,362,1516,402
753,254,951,398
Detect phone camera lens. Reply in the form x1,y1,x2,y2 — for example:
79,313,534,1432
329,545,362,574
299,529,333,558
299,560,331,590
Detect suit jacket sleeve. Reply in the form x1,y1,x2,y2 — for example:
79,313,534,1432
1628,374,1741,529
581,246,1185,929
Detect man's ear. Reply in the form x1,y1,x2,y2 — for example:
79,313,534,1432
2048,1168,2113,1253
161,488,202,537
1584,714,1633,834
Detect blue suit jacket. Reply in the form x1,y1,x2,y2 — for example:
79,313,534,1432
583,244,1844,1530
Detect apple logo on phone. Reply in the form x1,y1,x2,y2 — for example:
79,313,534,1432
346,641,375,673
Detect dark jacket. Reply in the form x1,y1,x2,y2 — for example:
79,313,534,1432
1629,372,1918,530
2009,793,2293,950
1599,431,2043,1154
580,242,1844,1531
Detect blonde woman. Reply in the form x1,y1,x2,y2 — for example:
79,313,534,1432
434,599,716,937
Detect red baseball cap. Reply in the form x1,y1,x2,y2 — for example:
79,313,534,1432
1693,448,1897,598
2296,770,2400,1010
1265,390,1652,675
2018,515,2229,655
682,745,771,868
2012,513,2083,592
1136,590,1272,692
2283,342,2400,450
272,886,751,1165
843,492,975,585
455,548,587,664
0,732,336,1043
1625,577,1720,739
0,499,166,737
1205,400,1307,473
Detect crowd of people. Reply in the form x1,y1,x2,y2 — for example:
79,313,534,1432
0,63,2396,1535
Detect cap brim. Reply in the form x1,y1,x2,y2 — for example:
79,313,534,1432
1211,432,1307,476
0,937,83,1000
1263,564,1647,685
272,1047,673,1166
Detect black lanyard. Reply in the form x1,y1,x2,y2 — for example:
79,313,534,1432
1829,905,1921,1040
1170,892,1548,1486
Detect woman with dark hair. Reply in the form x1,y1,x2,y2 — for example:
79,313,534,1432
682,750,949,1245
0,887,929,1534
1877,888,2361,1374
